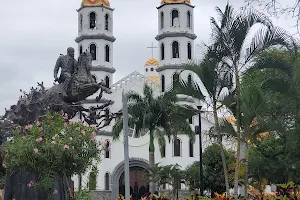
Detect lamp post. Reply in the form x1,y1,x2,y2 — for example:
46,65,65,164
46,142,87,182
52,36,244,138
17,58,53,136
197,105,204,196
122,91,130,200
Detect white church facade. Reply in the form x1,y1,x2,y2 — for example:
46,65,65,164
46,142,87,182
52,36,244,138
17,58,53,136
73,0,216,199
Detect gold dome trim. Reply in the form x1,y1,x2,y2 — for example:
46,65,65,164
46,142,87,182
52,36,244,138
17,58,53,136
145,58,159,66
160,0,191,5
81,0,110,8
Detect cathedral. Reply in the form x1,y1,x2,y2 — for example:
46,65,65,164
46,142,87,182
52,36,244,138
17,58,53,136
74,0,215,199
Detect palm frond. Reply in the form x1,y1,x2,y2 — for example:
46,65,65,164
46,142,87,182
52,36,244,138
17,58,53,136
244,26,296,65
112,118,123,140
219,118,237,137
127,90,143,103
261,78,291,95
247,49,294,77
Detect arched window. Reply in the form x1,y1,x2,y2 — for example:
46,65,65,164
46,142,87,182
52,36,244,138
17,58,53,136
171,9,179,26
105,76,110,88
173,73,180,88
187,43,192,59
189,139,194,157
160,12,164,29
172,41,179,58
105,173,110,190
105,13,109,31
90,44,97,60
161,75,165,92
161,145,166,158
79,45,83,55
89,12,96,29
88,166,97,191
187,11,191,28
105,44,110,62
79,14,83,31
161,43,165,60
173,138,181,157
105,138,110,158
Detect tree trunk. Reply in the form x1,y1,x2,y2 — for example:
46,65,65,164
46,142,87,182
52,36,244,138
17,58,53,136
243,144,249,197
149,131,156,194
212,101,230,197
233,62,241,198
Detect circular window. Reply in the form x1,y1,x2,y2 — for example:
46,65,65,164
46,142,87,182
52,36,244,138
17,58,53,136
150,68,154,71
145,68,148,72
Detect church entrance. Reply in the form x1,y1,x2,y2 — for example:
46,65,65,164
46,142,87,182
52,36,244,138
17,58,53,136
118,166,149,200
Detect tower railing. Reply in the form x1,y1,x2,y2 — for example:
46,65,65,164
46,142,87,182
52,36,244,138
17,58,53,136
110,72,160,93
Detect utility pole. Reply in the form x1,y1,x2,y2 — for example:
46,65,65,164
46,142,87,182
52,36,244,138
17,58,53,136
197,105,204,196
122,91,130,200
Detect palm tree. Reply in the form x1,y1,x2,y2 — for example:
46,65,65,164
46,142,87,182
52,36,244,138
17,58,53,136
175,47,233,196
220,83,272,196
209,3,295,197
112,84,196,193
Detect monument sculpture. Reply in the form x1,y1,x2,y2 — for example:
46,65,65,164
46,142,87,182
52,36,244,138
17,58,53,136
1,47,121,200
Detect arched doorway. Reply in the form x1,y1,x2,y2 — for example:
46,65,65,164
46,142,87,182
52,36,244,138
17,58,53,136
111,158,149,200
119,166,149,200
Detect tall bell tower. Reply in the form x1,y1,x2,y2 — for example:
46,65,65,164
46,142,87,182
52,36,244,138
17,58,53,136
156,0,197,93
76,0,116,88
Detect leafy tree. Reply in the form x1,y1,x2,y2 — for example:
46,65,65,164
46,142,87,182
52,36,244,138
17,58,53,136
3,112,104,199
112,84,196,193
184,144,241,197
148,164,183,198
208,3,295,197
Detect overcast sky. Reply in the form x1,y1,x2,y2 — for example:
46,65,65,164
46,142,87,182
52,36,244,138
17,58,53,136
0,0,297,115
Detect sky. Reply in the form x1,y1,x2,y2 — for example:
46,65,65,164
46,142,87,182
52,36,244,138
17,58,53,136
0,0,297,115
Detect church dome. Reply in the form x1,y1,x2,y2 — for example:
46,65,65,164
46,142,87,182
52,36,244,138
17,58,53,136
81,0,110,8
160,0,191,5
145,58,159,66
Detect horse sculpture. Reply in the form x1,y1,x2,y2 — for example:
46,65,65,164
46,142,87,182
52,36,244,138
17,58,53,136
1,48,121,200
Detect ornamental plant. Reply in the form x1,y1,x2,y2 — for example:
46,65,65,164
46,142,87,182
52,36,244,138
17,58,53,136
2,112,107,198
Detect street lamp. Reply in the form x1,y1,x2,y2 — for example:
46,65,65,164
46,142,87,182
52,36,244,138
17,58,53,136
197,105,204,196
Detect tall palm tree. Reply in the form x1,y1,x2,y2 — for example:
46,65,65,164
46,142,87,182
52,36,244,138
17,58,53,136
175,47,233,196
220,83,273,196
112,84,196,193
209,3,295,197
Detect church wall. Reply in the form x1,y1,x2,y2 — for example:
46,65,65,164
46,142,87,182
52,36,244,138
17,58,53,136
157,4,194,35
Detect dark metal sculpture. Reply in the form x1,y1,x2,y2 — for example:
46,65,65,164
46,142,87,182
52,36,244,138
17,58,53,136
1,47,122,200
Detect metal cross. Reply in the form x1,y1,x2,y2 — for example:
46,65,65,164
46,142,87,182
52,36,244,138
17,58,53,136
147,42,157,58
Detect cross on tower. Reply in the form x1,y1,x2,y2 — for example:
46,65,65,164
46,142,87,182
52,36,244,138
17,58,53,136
147,42,157,58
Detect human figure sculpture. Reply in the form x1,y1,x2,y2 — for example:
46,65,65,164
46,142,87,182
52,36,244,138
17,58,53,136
53,47,77,92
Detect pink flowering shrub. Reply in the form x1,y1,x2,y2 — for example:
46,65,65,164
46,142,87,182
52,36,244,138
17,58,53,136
2,112,106,195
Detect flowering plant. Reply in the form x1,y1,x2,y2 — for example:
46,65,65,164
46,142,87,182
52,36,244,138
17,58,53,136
2,112,107,197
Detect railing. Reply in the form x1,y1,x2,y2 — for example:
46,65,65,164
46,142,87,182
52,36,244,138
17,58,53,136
110,71,160,92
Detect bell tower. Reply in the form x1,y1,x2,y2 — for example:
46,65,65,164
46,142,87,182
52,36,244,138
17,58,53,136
156,0,197,93
76,0,116,88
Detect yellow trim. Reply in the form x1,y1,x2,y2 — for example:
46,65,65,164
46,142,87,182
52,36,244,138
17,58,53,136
81,0,110,8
